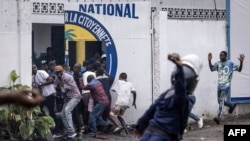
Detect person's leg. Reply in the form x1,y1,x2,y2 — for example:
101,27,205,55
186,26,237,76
109,105,123,133
45,94,61,134
117,115,129,135
117,106,129,135
72,101,84,134
214,89,225,124
223,88,237,114
217,89,226,118
96,104,108,125
61,101,69,131
189,112,203,128
102,99,111,121
223,88,233,107
82,93,90,129
54,95,65,134
188,94,203,128
96,104,108,132
188,94,199,121
89,103,107,134
189,112,200,122
188,94,196,112
109,111,122,127
62,98,80,135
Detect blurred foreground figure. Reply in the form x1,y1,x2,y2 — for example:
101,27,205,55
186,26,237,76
135,53,202,141
0,88,44,107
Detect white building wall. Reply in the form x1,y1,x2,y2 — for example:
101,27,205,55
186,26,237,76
0,0,32,86
153,11,226,118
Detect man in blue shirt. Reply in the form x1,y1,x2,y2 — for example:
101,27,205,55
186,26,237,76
134,53,202,141
208,51,245,124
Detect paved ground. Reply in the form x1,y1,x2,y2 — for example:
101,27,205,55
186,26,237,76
54,113,250,141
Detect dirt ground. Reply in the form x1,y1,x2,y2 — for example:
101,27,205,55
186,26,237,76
182,113,250,141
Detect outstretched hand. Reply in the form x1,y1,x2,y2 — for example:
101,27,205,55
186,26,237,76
14,88,44,107
168,53,182,66
238,54,245,62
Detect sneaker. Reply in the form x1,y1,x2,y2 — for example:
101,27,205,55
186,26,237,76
213,117,221,125
52,133,63,138
67,132,76,138
229,104,237,114
197,118,203,128
113,126,123,133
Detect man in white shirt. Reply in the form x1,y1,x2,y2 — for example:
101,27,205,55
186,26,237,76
109,72,137,135
32,64,59,135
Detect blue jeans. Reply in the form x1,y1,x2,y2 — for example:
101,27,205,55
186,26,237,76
188,94,199,121
217,88,233,118
61,98,80,134
89,103,108,133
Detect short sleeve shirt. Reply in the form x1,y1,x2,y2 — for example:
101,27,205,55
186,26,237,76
111,80,136,106
211,60,239,89
33,70,56,97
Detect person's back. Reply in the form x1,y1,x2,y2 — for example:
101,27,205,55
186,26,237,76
96,68,114,121
137,70,187,139
111,73,136,107
86,77,109,104
82,65,96,91
96,68,114,100
112,79,134,106
135,53,203,141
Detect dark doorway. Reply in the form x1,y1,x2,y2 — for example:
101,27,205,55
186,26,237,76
68,41,77,70
85,41,103,63
51,26,65,65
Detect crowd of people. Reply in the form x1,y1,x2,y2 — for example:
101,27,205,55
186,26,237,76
31,50,137,139
20,48,245,140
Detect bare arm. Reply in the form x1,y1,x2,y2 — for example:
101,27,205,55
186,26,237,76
0,88,44,107
208,52,213,71
132,91,137,109
40,76,54,86
238,54,245,72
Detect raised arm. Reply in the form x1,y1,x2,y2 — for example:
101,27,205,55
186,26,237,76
208,52,213,71
238,54,245,72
